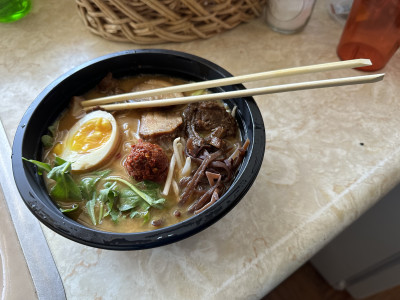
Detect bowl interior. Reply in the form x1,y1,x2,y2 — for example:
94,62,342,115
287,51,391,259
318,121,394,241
12,49,265,250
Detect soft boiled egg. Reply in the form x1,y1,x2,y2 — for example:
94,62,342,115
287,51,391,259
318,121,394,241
56,110,120,172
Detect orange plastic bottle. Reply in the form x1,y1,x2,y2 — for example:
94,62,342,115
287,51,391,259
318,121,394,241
337,0,400,71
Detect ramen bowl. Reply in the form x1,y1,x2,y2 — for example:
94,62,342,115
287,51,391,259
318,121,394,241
12,49,265,250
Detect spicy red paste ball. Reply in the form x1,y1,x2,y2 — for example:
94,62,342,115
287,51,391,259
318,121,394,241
124,139,169,183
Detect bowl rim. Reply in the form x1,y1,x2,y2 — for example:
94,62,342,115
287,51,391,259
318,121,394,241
12,49,265,250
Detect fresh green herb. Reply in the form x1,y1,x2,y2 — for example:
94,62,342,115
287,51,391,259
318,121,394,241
23,157,81,201
79,170,111,200
86,198,97,226
97,182,119,223
120,188,151,222
129,201,151,219
22,156,166,226
139,180,161,200
191,89,206,96
84,180,121,226
41,135,54,148
119,189,142,211
47,157,82,201
59,204,79,213
41,120,59,148
22,158,51,175
80,177,100,200
105,177,165,209
48,122,58,136
105,177,165,224
130,210,150,223
137,180,160,190
98,182,119,203
79,169,112,224
109,209,121,223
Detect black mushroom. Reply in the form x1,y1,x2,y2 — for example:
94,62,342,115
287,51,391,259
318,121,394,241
179,101,249,214
183,101,238,157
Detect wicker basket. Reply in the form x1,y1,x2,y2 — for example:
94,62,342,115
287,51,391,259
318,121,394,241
76,0,266,44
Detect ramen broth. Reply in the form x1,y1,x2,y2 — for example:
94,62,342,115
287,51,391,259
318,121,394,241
41,74,244,233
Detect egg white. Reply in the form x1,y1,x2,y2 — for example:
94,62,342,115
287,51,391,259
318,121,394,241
59,110,120,172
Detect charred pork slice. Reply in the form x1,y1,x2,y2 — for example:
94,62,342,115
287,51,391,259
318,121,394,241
97,73,125,95
136,79,185,141
131,79,184,102
139,110,183,140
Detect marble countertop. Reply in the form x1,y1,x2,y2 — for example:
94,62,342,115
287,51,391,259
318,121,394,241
1,1,400,299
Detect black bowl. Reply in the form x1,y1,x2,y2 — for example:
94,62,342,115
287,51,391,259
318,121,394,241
12,49,265,250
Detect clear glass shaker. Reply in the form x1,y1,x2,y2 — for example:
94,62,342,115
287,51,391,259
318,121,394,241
264,0,317,34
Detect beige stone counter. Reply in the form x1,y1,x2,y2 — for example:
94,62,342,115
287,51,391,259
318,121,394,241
1,0,400,299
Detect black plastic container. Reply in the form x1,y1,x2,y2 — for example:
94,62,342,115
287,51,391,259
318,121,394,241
12,49,265,250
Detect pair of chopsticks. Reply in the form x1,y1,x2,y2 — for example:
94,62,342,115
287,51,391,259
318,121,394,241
81,59,384,111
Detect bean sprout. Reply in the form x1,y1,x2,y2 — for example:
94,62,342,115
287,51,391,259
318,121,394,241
181,157,191,177
162,154,176,196
231,105,237,118
172,179,179,197
173,137,183,169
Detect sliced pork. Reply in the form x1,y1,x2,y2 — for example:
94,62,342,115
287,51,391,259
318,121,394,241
139,110,183,141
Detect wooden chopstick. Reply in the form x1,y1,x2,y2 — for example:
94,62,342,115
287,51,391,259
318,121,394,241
81,59,372,108
87,73,384,111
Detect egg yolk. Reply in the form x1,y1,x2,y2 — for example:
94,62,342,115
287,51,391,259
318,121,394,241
69,117,112,153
